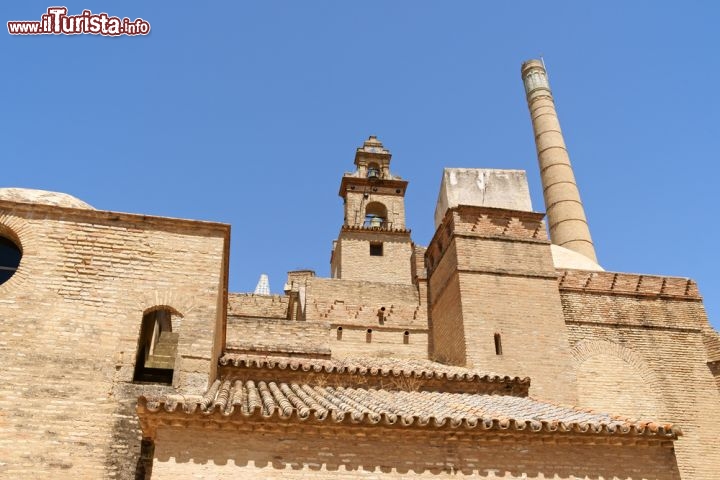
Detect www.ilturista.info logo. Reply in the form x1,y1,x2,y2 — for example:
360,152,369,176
8,7,150,36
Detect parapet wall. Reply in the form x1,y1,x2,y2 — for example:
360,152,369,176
228,293,289,319
561,273,720,479
559,270,705,331
226,317,331,357
304,277,426,328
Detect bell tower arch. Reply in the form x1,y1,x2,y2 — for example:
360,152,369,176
330,136,413,284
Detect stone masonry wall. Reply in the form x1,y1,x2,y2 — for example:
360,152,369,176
0,202,227,479
562,289,720,479
151,424,681,479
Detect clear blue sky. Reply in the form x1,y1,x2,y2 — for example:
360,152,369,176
3,2,719,329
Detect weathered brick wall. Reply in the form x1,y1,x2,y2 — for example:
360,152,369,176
228,293,289,319
330,326,428,359
709,362,720,392
0,202,227,479
428,242,466,365
334,230,413,284
151,424,681,479
427,207,577,404
304,277,427,359
562,289,720,479
226,317,331,356
305,277,425,327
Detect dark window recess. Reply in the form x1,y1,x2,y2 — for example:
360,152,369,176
134,309,178,384
494,333,503,356
0,236,21,285
370,243,383,256
403,331,410,344
366,328,373,343
336,326,343,340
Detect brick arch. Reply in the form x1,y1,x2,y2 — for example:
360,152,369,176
571,339,668,421
136,290,195,316
136,291,195,331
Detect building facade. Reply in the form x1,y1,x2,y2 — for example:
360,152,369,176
0,60,719,479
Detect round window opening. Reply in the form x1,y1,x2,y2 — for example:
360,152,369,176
0,236,21,285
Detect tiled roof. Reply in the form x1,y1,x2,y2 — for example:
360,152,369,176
138,379,679,438
219,354,527,385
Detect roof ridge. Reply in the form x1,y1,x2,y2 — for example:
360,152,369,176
138,380,680,439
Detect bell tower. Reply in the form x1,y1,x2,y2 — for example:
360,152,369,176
330,136,414,284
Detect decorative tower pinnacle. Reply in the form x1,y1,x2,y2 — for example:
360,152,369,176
330,136,414,284
521,59,598,263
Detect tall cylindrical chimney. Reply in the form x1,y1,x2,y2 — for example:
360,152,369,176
521,59,598,263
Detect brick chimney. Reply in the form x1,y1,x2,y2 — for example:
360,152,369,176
521,59,598,263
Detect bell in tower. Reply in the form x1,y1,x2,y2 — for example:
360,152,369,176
330,136,414,285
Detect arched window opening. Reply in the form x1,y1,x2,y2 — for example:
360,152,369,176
364,202,388,229
403,331,410,345
134,308,179,384
367,162,380,179
366,328,373,343
337,326,343,340
0,236,21,285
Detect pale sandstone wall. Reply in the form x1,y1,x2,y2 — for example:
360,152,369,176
0,202,227,479
151,425,680,479
228,293,289,319
562,289,720,480
335,231,413,284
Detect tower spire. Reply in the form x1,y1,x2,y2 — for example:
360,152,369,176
521,59,598,263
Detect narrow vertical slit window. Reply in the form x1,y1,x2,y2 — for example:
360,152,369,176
494,333,503,355
366,328,373,343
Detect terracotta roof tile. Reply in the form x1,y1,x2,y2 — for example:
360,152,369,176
138,379,679,438
219,354,526,385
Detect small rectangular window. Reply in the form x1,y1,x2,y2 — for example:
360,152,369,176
370,242,383,256
494,333,503,355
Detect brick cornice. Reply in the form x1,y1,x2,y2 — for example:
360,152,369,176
557,270,702,301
